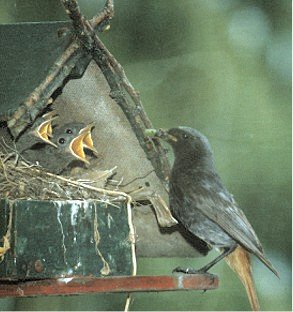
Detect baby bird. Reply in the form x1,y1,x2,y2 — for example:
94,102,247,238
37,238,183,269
22,123,96,174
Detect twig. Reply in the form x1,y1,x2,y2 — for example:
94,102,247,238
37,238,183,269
5,42,83,137
95,166,118,181
124,294,133,312
120,170,154,188
86,20,171,186
90,0,114,28
62,0,94,50
20,162,131,200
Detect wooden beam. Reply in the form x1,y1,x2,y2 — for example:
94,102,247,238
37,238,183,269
0,274,218,298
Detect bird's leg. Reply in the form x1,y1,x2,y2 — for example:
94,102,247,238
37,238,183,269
173,244,237,274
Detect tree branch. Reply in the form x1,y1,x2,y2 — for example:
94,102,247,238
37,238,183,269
62,0,94,50
85,24,171,184
90,0,114,29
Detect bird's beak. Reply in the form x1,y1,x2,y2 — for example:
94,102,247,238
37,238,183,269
145,128,177,143
69,132,90,164
79,124,98,156
42,111,59,138
35,119,58,147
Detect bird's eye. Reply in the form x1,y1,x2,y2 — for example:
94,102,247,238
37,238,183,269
183,133,188,139
66,128,73,134
58,138,66,144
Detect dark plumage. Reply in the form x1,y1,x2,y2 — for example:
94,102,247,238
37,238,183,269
148,126,278,311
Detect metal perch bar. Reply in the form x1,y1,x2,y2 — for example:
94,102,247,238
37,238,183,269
0,274,218,298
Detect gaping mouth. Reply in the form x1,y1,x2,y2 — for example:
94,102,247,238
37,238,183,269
36,119,57,147
34,111,59,147
145,128,177,142
78,124,98,155
69,132,89,164
68,124,98,163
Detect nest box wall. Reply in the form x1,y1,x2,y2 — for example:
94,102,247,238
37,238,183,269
0,199,133,280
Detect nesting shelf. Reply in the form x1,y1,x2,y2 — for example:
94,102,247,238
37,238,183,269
0,274,219,298
0,199,219,298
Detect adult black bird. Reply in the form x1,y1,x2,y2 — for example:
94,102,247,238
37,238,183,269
22,123,94,174
146,126,278,311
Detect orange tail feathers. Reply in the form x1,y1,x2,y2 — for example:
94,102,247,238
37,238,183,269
225,246,260,311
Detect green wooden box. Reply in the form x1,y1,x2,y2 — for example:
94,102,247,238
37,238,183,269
0,199,133,280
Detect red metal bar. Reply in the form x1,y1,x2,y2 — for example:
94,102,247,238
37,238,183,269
0,274,218,298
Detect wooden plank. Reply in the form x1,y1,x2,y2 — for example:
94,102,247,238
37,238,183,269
0,274,218,298
0,199,133,280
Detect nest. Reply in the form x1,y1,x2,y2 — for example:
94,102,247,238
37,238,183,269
0,150,123,203
0,150,137,277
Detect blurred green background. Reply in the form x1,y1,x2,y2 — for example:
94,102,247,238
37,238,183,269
0,0,291,310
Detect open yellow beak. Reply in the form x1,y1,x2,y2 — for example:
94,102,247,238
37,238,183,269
69,132,90,164
79,124,98,155
35,119,57,147
42,112,59,138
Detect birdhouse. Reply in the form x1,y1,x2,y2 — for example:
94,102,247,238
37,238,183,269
0,0,217,298
0,19,136,281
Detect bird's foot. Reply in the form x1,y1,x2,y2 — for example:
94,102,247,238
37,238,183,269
172,266,207,274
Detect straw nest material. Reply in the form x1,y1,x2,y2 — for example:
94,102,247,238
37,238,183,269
0,149,123,203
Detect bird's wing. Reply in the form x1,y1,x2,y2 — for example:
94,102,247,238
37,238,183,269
169,181,211,256
183,177,263,255
183,177,279,276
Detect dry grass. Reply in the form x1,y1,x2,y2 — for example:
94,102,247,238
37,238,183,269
0,149,122,202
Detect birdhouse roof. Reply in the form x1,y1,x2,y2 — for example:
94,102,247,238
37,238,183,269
0,22,72,115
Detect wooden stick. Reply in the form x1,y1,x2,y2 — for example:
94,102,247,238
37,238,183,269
0,274,219,297
90,0,114,29
6,42,83,137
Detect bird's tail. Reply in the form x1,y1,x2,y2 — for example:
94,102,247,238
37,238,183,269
225,246,260,311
